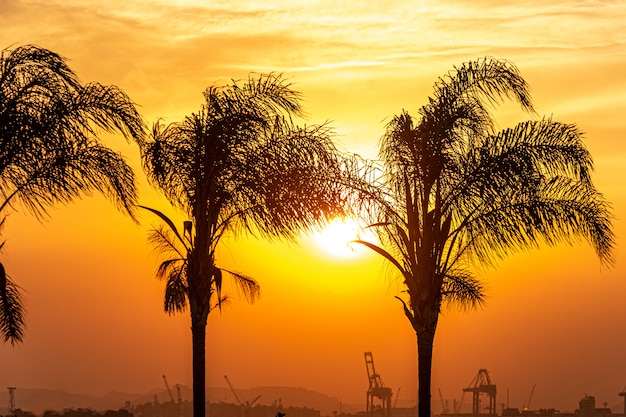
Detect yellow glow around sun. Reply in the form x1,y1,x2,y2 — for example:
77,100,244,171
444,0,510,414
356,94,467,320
313,217,378,259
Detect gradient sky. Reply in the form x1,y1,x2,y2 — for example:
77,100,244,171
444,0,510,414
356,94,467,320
1,0,626,413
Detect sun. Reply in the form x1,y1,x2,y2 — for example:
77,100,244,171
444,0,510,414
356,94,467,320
312,217,378,259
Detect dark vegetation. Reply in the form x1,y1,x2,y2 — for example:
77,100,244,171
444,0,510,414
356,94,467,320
11,408,131,417
10,401,321,417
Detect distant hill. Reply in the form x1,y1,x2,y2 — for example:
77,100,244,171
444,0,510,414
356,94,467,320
0,386,358,416
0,388,160,415
209,386,358,415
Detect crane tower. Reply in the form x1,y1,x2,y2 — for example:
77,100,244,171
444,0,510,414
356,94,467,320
162,375,184,417
463,369,497,415
7,387,16,417
224,375,261,417
364,352,392,417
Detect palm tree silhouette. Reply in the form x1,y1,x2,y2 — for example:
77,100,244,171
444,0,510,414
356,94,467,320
0,45,146,344
353,57,614,417
139,73,349,417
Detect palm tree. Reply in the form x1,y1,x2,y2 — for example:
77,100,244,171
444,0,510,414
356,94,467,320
353,57,614,417
139,73,349,417
0,44,145,344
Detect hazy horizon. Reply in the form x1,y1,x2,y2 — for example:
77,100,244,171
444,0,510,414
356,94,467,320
1,383,617,416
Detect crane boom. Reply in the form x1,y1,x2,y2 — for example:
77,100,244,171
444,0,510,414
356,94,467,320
224,375,243,405
175,384,184,417
224,376,261,417
394,387,401,408
176,384,183,404
439,388,449,414
163,375,176,404
524,384,536,411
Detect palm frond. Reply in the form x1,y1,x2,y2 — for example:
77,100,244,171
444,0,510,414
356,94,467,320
164,266,188,314
220,268,261,304
140,206,188,250
156,257,186,280
213,267,223,311
76,82,146,145
435,57,535,114
210,295,231,312
0,44,144,220
441,270,486,311
456,163,614,268
0,263,25,345
353,239,406,276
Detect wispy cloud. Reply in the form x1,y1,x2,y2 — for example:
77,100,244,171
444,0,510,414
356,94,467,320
7,0,626,75
3,0,626,120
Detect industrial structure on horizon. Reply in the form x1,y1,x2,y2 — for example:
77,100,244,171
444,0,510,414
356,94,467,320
1,362,624,417
436,369,625,417
361,355,626,417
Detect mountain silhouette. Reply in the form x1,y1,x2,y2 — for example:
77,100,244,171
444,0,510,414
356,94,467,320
0,386,357,416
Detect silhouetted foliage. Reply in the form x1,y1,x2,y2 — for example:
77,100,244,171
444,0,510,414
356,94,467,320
14,408,37,417
103,410,132,417
40,408,131,417
139,73,350,417
351,57,614,417
0,44,145,344
42,410,63,417
132,400,318,417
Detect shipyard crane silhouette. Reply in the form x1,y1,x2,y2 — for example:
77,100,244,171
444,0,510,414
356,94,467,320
224,375,261,417
7,387,16,417
463,369,497,415
439,388,450,414
364,352,393,417
394,387,401,409
162,375,184,417
163,375,176,404
619,386,626,415
523,384,536,411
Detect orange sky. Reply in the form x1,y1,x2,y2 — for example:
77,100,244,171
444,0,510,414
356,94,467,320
1,0,625,414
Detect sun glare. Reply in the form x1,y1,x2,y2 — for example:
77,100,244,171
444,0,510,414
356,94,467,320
313,217,378,259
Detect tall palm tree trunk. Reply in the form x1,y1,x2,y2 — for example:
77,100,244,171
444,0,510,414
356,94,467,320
191,316,207,417
417,329,435,417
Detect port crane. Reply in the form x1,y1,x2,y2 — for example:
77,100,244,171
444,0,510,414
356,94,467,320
7,387,16,417
619,386,626,414
523,384,536,411
439,388,450,414
463,369,497,415
163,375,176,403
224,375,261,417
153,394,162,417
455,391,466,414
394,387,401,409
162,375,184,417
364,352,392,417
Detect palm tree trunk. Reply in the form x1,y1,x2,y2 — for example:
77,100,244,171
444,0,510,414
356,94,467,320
417,329,435,417
192,316,207,417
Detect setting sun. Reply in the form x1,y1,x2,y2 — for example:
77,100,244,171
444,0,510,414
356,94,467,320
312,217,378,258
